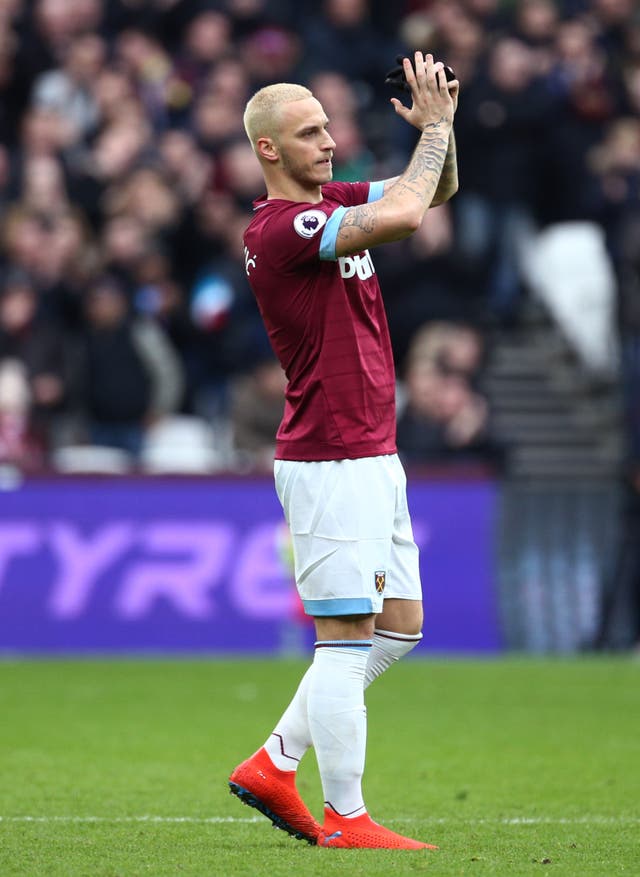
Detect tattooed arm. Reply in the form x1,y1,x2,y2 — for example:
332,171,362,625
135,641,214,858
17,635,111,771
430,130,458,206
369,74,458,205
335,52,455,258
378,129,457,205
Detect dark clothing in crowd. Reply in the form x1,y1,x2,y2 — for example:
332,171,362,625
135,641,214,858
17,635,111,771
84,325,151,425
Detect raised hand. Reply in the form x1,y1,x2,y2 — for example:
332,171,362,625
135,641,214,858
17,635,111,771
390,52,457,131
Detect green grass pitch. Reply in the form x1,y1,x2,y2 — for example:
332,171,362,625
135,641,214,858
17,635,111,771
0,657,638,876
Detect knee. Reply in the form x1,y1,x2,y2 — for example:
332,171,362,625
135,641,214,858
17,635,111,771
377,599,423,636
399,607,423,637
314,614,376,641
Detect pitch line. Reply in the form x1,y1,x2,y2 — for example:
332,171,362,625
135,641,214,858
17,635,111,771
1,815,638,826
395,816,640,826
0,816,262,824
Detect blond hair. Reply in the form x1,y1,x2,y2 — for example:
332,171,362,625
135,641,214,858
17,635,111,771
243,83,313,150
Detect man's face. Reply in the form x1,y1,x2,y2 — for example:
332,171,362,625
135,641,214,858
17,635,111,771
274,97,336,187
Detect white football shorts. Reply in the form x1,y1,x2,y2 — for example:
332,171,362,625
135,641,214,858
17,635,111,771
274,453,422,617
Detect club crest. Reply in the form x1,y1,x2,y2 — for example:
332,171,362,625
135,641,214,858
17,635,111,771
375,570,386,594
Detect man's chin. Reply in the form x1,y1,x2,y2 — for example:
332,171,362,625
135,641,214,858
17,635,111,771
315,160,332,177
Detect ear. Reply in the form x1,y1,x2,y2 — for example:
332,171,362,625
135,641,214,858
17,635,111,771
256,136,279,164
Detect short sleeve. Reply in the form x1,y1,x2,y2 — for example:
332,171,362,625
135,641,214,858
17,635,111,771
258,204,335,272
255,182,376,271
319,181,381,261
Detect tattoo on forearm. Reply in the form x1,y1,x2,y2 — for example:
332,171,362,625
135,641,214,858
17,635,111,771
398,126,451,207
336,119,454,249
433,131,458,202
340,204,376,233
404,145,448,185
336,203,378,243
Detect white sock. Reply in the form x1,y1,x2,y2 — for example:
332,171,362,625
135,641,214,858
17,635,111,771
308,640,371,819
264,666,313,771
364,628,423,688
263,629,423,774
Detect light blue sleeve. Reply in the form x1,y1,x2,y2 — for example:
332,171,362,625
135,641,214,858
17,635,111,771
319,182,384,261
368,180,385,202
319,206,347,261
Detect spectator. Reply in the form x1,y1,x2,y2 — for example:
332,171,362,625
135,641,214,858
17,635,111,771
103,165,183,246
190,88,247,154
18,103,71,158
539,14,623,225
396,358,492,466
0,267,70,464
158,128,213,207
453,35,552,321
376,204,471,363
303,0,402,98
513,0,560,75
426,1,488,85
90,66,138,128
79,273,184,457
407,320,486,381
173,9,234,101
100,213,151,288
112,29,177,131
215,137,265,208
238,24,302,88
0,5,27,146
201,55,250,107
130,241,194,391
186,209,267,419
396,322,496,466
229,353,286,471
31,32,106,145
306,70,360,118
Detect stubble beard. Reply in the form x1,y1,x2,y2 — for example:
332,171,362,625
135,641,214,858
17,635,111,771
280,148,331,189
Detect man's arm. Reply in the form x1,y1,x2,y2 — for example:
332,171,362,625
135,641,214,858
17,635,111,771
378,130,457,205
379,176,400,194
333,53,455,258
374,78,458,204
430,130,458,206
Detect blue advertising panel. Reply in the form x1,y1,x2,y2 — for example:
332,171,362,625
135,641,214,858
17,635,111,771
0,476,500,653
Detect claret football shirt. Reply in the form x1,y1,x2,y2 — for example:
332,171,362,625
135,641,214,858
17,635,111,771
243,180,397,462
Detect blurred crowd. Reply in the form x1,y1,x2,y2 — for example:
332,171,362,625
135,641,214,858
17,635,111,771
1,0,640,475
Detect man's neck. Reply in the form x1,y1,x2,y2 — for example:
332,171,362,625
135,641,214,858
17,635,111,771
266,179,324,204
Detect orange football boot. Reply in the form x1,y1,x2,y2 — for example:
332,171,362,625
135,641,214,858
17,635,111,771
319,807,439,850
229,747,321,844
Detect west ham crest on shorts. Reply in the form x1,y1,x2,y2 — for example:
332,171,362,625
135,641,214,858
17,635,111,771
375,570,386,594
